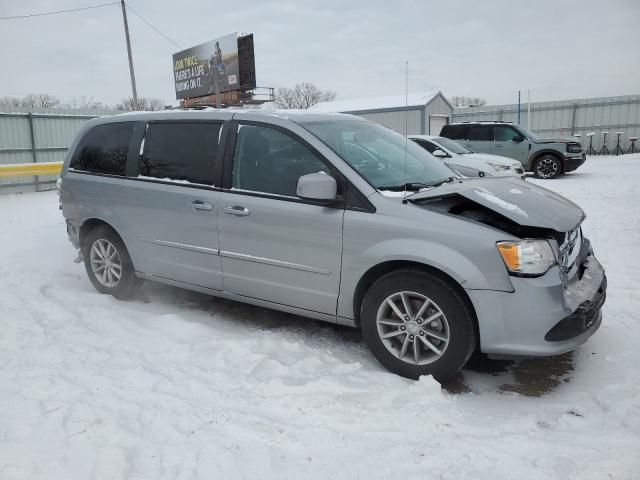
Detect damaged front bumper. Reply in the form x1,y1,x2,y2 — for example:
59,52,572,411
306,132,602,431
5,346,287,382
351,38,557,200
466,251,606,357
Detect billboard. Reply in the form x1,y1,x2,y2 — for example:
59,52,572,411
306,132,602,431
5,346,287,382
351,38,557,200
173,32,240,100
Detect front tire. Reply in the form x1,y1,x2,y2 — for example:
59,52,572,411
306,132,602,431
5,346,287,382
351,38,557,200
360,269,477,381
534,155,562,179
82,225,139,300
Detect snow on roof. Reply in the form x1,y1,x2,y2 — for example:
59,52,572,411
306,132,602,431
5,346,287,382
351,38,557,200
310,91,440,113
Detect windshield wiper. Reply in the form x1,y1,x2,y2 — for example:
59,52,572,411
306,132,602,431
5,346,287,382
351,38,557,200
429,176,458,188
378,182,432,192
379,177,459,192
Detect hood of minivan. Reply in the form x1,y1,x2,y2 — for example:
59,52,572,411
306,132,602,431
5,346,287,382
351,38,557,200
409,177,584,232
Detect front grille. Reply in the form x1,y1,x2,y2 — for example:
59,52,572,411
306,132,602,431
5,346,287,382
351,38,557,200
559,227,582,283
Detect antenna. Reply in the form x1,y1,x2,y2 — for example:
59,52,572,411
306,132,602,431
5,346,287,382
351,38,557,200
403,61,409,203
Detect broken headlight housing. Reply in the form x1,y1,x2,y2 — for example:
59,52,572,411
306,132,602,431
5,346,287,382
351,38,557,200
487,163,512,172
496,239,556,276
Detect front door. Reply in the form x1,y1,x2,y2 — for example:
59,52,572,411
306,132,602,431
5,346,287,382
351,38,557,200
218,123,344,315
122,121,225,290
492,125,529,164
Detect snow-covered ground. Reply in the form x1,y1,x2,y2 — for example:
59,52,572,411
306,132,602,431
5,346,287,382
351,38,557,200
1,155,639,479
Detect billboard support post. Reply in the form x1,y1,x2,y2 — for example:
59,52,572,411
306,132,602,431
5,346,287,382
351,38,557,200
214,72,221,108
120,0,138,110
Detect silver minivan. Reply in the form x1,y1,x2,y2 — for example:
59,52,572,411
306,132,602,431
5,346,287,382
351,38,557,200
60,110,606,380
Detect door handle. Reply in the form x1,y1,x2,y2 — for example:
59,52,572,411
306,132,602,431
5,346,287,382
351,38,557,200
494,144,504,148
224,206,250,216
191,200,213,211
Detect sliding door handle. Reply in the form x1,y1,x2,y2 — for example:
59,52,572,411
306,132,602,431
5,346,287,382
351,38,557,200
224,206,250,216
191,200,213,211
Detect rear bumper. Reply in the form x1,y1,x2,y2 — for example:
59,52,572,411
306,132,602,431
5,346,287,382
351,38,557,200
66,219,81,249
563,154,586,172
467,252,605,357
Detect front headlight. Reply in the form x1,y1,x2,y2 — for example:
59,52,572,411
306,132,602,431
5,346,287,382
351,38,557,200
496,240,556,276
487,163,511,172
567,143,582,153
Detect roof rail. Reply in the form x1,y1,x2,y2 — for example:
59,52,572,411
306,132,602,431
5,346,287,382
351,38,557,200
451,120,513,124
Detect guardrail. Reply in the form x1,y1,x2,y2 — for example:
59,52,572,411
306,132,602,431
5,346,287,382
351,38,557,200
0,161,62,178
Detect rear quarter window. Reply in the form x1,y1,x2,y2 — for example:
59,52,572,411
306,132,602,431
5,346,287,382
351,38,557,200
441,124,469,140
69,122,135,176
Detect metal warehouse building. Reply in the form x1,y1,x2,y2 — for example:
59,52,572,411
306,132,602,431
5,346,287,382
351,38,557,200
310,91,453,135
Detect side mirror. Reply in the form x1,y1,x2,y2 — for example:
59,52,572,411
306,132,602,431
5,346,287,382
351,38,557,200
513,135,525,143
432,149,448,158
296,173,337,202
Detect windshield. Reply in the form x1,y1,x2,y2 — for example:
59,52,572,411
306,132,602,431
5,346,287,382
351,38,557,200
432,136,473,154
301,119,455,190
515,125,540,142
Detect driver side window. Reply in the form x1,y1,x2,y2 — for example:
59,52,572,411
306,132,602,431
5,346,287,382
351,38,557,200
232,124,330,197
494,126,521,142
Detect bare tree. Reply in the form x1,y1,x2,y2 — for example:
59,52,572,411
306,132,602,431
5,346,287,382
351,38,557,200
9,93,62,108
65,96,104,110
36,93,61,108
21,94,41,108
449,95,487,108
0,96,23,109
275,83,337,109
118,97,166,111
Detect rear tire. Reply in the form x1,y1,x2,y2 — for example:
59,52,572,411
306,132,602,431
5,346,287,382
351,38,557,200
82,225,139,300
360,269,477,381
534,155,562,179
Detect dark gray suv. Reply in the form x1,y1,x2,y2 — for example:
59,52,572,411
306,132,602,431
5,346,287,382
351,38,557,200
441,121,586,178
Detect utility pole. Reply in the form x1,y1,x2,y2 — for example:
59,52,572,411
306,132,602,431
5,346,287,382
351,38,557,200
527,90,531,128
120,0,138,110
517,90,521,124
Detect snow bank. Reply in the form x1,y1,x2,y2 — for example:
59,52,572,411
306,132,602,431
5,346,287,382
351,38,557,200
0,155,639,479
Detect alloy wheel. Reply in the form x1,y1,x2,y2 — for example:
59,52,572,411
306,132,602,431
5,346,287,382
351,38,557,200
89,239,122,288
376,291,450,365
536,158,559,178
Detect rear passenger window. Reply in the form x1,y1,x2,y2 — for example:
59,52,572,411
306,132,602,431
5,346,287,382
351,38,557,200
140,122,221,185
467,125,493,141
70,122,135,176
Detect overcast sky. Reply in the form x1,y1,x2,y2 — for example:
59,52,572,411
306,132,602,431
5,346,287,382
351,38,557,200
1,0,639,107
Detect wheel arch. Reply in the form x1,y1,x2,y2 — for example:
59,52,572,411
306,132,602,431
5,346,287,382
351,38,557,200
78,217,135,267
79,218,123,249
352,260,478,329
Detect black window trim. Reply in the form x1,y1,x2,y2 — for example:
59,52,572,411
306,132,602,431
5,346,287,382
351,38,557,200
221,119,375,213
